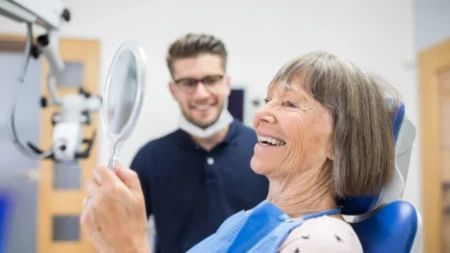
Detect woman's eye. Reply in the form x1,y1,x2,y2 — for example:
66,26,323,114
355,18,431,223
284,101,298,108
264,97,271,104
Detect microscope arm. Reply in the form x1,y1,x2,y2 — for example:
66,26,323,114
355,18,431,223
1,0,103,163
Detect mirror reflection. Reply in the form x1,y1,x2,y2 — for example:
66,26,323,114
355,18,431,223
106,50,138,135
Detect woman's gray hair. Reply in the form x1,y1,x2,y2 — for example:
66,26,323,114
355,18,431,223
271,51,400,197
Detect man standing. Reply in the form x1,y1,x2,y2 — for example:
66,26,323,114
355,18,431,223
130,33,269,253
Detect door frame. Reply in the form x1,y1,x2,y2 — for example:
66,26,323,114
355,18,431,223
419,38,450,253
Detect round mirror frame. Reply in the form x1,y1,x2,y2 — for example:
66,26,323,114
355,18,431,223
102,40,147,169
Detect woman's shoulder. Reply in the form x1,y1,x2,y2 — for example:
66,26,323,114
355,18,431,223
278,216,363,253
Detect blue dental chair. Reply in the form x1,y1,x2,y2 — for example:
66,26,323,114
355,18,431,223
337,101,422,253
0,193,12,253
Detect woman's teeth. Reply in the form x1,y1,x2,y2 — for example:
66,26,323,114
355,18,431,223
257,135,286,146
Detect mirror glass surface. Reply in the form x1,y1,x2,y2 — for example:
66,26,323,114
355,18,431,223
105,50,138,135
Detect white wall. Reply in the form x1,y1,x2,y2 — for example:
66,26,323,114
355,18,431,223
0,0,421,211
413,0,450,51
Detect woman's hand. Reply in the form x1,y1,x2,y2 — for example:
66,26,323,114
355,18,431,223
81,164,151,253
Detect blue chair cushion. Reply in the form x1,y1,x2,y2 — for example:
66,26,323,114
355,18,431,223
392,101,405,143
351,200,418,253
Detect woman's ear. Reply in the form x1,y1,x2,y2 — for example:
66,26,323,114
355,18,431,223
327,148,334,160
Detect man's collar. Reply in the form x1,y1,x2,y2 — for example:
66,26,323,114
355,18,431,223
176,119,240,150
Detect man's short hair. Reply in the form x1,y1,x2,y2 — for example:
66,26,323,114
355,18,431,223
166,33,228,76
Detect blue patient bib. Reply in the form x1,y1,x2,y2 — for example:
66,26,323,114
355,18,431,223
186,200,341,253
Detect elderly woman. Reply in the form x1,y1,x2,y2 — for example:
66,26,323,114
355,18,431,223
81,51,398,253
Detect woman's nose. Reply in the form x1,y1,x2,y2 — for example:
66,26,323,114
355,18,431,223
253,104,276,127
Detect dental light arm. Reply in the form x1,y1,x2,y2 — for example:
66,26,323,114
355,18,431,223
1,0,102,163
0,0,64,29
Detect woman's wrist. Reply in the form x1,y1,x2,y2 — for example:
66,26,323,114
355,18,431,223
122,244,150,253
136,244,151,253
119,236,151,253
133,238,151,253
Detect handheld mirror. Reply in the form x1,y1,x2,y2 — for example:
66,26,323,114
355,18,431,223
102,41,146,170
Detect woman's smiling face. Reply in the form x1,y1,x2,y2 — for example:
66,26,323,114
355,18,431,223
251,79,334,179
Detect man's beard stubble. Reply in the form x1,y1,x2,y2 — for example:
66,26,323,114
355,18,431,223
182,102,224,129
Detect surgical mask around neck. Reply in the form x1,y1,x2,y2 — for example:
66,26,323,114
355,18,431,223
179,103,233,139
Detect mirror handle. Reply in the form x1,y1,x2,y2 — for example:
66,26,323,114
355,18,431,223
107,146,119,170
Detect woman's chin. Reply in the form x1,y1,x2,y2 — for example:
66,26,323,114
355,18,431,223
250,158,270,176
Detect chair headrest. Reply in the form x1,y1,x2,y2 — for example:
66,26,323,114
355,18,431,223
337,101,416,215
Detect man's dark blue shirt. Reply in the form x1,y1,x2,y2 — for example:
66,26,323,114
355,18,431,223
130,119,269,253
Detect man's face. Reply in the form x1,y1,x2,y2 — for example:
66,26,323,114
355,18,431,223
169,54,230,129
